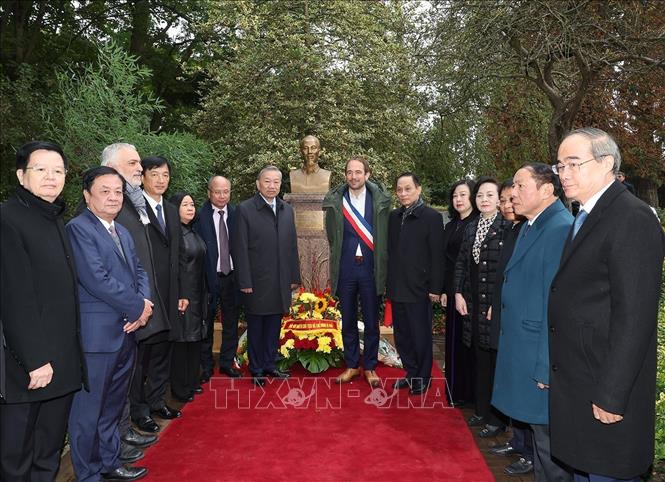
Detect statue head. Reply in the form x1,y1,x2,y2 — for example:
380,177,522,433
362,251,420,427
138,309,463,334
299,135,321,173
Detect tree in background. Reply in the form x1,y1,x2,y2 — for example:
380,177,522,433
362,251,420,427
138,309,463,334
193,0,424,199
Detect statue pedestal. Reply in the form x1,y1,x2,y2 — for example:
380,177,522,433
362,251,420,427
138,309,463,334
284,193,330,292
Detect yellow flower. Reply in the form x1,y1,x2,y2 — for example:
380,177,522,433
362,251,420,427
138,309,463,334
312,311,323,320
317,336,332,353
299,292,318,303
280,339,295,357
314,298,328,313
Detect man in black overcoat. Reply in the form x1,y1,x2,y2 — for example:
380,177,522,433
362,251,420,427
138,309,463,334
549,128,665,481
232,166,301,386
386,172,444,395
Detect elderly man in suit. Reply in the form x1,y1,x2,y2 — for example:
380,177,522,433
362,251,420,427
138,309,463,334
1,141,85,481
67,166,153,482
492,163,573,482
232,166,301,386
386,172,444,395
193,175,241,381
549,128,664,482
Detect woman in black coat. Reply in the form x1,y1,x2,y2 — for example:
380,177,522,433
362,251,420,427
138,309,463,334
441,179,477,406
169,192,208,402
454,177,509,438
0,141,85,480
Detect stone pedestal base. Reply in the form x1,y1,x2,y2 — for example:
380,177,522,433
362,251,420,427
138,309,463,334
284,193,330,292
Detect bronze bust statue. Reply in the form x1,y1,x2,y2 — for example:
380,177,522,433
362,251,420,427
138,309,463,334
290,135,331,193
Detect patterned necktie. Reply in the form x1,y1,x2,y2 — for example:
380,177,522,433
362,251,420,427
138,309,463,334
218,209,231,274
108,225,126,262
572,209,588,239
155,204,166,234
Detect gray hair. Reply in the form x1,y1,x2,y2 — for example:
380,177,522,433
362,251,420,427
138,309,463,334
563,127,621,173
101,143,137,167
256,165,282,180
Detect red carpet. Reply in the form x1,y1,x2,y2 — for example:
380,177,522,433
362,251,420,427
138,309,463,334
141,364,492,481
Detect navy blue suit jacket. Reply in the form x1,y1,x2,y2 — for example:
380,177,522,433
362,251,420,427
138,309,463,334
193,200,236,294
67,209,150,353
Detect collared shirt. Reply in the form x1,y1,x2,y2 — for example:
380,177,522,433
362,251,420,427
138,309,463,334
348,186,366,256
213,204,234,271
259,194,277,214
579,180,614,215
90,209,115,232
143,191,165,227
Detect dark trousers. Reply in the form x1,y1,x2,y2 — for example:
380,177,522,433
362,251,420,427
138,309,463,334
129,339,172,420
201,271,239,374
245,313,282,375
392,300,433,383
337,259,379,370
0,392,74,482
510,421,534,462
473,345,504,427
68,336,136,482
444,292,474,405
574,473,639,482
531,424,573,482
170,341,202,399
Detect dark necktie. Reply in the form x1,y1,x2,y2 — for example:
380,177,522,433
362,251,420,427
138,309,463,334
155,204,166,234
218,209,231,275
108,225,126,262
572,209,588,239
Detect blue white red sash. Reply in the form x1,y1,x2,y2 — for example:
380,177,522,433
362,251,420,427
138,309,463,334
342,191,374,251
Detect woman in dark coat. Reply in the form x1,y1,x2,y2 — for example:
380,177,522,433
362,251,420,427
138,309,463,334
0,141,85,480
169,192,208,402
454,177,509,438
441,179,477,406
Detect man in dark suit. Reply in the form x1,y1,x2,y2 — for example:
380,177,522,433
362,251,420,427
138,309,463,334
491,163,573,482
193,175,241,380
1,141,85,481
322,157,391,387
67,166,152,482
386,172,444,395
232,166,301,386
126,156,187,431
549,128,664,482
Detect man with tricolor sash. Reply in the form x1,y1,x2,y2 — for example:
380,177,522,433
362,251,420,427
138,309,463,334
322,157,391,387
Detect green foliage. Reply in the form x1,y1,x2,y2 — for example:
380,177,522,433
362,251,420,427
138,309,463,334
656,265,665,464
193,0,424,200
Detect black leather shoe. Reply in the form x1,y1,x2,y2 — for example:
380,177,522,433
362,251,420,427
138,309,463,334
119,444,144,463
265,369,290,378
101,465,148,481
488,442,518,457
504,457,534,475
194,386,203,394
252,377,266,387
409,379,431,395
479,424,506,438
152,405,181,420
219,366,242,378
199,372,212,384
467,414,485,427
121,428,157,448
393,378,410,390
133,416,160,433
173,394,194,403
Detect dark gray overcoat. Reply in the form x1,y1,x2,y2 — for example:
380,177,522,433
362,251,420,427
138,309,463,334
548,181,665,479
232,194,300,315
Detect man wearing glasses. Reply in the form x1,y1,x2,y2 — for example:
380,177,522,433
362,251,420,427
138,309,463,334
548,127,664,482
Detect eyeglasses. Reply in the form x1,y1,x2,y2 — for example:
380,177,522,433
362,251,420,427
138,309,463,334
551,156,605,175
25,166,67,177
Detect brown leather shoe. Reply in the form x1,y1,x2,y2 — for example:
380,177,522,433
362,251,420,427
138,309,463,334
364,370,380,388
335,368,360,384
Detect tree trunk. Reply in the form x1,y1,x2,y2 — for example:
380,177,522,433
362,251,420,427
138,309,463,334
634,178,659,208
129,0,150,60
547,106,576,164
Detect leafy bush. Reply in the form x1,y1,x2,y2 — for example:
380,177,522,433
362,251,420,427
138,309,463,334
655,265,665,466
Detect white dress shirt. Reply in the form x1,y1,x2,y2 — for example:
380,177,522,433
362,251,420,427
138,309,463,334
213,205,234,271
348,187,366,256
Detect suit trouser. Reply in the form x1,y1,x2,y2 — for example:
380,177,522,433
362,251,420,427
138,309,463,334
129,339,171,420
245,313,282,375
0,392,74,482
392,300,433,383
510,421,534,461
171,341,202,399
337,259,379,370
573,472,639,482
68,336,136,482
473,345,504,427
201,272,240,374
531,423,573,482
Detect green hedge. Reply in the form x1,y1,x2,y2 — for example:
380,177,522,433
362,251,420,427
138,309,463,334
655,264,665,466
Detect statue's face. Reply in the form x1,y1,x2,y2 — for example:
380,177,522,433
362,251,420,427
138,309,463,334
300,137,321,168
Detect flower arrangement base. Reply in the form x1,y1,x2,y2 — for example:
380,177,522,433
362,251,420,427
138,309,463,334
278,319,344,374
